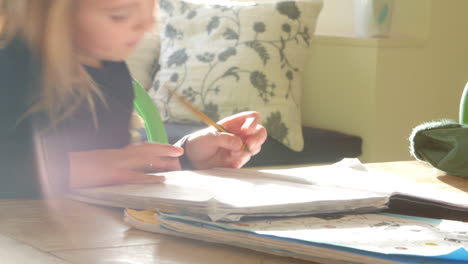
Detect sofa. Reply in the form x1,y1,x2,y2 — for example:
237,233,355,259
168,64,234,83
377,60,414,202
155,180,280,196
127,0,362,167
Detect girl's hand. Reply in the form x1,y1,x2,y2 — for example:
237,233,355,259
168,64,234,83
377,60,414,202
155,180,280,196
184,111,267,169
69,143,184,188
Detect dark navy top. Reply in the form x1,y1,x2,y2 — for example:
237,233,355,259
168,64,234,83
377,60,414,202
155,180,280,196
0,38,41,198
0,38,134,198
54,61,134,152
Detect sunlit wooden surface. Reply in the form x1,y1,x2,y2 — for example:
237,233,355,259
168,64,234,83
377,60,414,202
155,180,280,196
367,160,468,221
1,160,467,263
0,199,312,264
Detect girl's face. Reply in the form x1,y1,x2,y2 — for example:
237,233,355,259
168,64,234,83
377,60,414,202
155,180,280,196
73,0,155,67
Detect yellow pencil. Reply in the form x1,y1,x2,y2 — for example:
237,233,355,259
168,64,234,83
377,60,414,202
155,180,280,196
169,89,249,152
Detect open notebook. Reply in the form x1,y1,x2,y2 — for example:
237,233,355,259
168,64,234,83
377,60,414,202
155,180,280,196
125,210,468,264
70,159,468,221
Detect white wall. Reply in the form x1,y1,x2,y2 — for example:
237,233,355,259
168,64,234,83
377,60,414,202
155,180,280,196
302,0,468,162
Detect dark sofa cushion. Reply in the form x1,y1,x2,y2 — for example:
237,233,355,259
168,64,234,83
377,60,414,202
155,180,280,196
247,126,362,167
164,123,362,167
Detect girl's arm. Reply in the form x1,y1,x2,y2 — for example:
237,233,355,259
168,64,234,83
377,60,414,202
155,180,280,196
68,143,183,189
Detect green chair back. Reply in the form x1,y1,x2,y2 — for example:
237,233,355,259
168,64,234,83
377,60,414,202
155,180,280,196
132,79,168,144
460,82,468,125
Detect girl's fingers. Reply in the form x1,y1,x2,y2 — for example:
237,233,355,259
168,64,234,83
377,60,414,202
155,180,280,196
221,111,260,133
240,116,258,135
144,157,181,173
244,125,267,155
212,132,244,152
124,143,184,170
220,111,258,124
229,151,252,168
130,142,184,157
199,148,251,169
69,145,177,189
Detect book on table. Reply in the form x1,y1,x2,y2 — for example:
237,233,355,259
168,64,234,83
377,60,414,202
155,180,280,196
70,159,468,222
124,209,468,264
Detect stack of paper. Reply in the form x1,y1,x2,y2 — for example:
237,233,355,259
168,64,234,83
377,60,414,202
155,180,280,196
71,166,390,221
71,159,468,221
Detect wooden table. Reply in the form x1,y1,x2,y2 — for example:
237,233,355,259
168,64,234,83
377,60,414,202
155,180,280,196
367,161,468,222
1,161,467,264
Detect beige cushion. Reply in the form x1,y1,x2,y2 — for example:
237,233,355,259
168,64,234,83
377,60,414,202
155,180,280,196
149,0,322,151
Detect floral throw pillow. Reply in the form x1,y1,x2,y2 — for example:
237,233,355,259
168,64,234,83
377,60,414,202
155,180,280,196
150,0,323,151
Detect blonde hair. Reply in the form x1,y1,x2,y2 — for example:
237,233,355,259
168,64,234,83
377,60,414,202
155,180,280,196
0,0,103,127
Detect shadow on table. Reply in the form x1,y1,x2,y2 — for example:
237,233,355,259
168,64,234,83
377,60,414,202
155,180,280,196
437,175,468,193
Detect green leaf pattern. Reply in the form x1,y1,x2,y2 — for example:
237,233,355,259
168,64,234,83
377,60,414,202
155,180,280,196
167,48,189,67
203,102,220,122
223,28,239,40
159,0,175,15
207,17,220,35
276,2,301,20
244,41,270,66
265,111,289,143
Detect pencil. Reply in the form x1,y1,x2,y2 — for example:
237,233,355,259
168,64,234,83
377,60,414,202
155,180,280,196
169,89,249,152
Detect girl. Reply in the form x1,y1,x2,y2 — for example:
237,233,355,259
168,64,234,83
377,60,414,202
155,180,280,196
0,0,267,198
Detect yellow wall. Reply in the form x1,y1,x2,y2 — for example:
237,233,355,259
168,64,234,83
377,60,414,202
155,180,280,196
303,0,468,162
316,0,431,38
